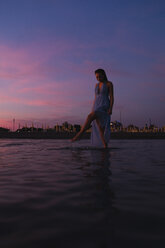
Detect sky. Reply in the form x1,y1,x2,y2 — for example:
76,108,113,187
0,0,165,129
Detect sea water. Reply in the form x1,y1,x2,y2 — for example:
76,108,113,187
0,139,164,248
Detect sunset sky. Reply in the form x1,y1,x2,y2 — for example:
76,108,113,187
0,0,165,129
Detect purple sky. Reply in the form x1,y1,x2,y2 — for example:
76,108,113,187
0,0,165,129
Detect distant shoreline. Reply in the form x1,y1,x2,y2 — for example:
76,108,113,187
0,131,165,139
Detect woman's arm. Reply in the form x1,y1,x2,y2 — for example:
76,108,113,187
107,81,114,115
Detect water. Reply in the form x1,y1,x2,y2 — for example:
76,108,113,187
0,139,164,248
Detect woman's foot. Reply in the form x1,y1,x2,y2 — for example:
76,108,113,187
71,131,82,142
103,142,108,148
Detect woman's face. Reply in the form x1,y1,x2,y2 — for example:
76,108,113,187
95,73,105,82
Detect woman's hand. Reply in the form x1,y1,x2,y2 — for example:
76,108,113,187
107,108,112,115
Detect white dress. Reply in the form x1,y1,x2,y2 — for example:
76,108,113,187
91,82,111,147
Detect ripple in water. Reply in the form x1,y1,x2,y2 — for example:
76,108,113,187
0,139,164,248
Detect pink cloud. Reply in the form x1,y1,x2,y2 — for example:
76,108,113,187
0,92,71,108
0,45,47,85
151,63,165,78
0,40,130,124
160,96,165,102
0,42,90,108
0,40,96,94
0,37,81,83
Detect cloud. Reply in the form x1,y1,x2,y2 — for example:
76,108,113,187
160,96,165,102
0,41,87,107
151,62,165,79
0,45,48,94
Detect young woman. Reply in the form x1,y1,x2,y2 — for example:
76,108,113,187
71,69,114,148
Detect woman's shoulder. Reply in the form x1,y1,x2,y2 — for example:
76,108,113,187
106,80,113,86
106,81,113,90
106,81,114,94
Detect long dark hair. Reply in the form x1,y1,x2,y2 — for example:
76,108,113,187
95,68,108,81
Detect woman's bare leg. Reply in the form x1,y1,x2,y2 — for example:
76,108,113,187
71,112,96,142
96,119,107,148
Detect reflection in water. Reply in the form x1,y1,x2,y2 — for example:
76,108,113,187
0,139,164,247
71,149,117,246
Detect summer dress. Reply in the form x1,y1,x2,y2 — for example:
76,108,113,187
91,82,111,147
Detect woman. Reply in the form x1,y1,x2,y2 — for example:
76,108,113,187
71,69,114,148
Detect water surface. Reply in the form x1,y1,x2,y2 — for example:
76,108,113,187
0,139,164,248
